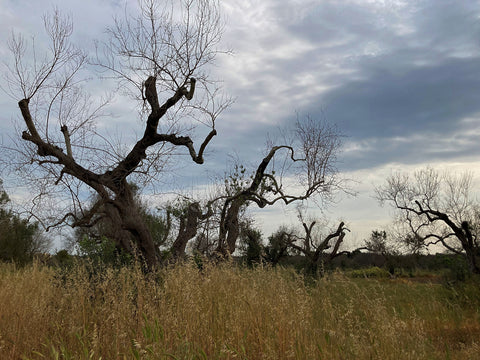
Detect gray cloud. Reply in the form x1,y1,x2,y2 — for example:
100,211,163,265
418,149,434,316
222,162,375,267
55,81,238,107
3,0,480,172
264,0,480,170
320,56,480,138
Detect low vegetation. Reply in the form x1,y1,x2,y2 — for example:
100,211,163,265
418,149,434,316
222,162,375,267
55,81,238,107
0,261,479,359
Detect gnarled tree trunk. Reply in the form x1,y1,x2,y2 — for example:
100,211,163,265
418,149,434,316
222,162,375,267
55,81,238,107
171,202,202,259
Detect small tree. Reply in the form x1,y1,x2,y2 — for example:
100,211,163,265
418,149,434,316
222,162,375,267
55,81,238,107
376,167,480,274
288,220,349,274
364,230,389,255
262,212,349,275
238,223,264,266
76,236,132,267
361,230,402,275
264,226,296,266
0,179,51,264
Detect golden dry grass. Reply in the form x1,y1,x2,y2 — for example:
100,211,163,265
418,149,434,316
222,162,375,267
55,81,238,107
0,261,479,359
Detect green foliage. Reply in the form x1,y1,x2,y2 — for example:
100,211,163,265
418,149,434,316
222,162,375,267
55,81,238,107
76,235,132,267
0,179,49,265
347,266,391,278
364,230,404,274
0,211,39,265
165,197,192,218
263,227,298,266
224,164,251,196
365,230,389,254
143,210,170,247
224,163,277,199
0,179,9,206
240,225,264,266
435,254,470,282
50,249,75,268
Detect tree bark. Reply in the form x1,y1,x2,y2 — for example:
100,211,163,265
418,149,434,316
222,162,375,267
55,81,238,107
102,182,158,269
171,202,201,259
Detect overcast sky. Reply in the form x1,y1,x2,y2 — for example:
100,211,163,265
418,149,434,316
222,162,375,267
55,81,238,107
1,0,480,248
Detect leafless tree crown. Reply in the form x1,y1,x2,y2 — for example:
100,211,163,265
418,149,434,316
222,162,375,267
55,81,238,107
376,167,480,273
5,1,229,268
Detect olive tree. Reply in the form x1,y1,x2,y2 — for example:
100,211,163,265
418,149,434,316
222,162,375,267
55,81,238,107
154,113,345,260
283,220,349,274
214,115,344,256
376,167,480,274
157,113,345,260
5,0,227,269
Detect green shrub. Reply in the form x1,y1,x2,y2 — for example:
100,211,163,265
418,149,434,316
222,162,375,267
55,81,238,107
77,235,132,267
348,266,391,278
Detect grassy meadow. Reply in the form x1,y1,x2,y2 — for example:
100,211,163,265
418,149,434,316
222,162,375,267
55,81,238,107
0,262,479,359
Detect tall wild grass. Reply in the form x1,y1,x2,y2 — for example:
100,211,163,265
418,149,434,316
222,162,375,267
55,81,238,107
0,261,479,359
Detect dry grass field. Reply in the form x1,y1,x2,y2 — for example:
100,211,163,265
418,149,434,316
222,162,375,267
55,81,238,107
0,261,479,359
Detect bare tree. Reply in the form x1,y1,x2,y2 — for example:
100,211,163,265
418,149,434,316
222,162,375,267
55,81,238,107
215,115,343,256
158,114,344,260
159,166,248,260
376,167,480,274
5,1,227,269
168,200,215,259
262,216,349,274
287,217,349,274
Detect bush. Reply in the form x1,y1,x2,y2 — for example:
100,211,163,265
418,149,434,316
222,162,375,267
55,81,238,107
0,180,50,264
348,266,391,278
77,235,132,267
435,254,470,282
